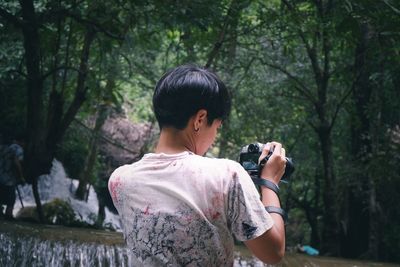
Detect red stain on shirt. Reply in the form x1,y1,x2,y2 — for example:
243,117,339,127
211,195,223,208
204,193,224,220
143,204,151,215
109,176,122,202
183,214,193,223
212,211,221,220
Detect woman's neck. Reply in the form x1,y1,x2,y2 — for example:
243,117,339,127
155,127,197,154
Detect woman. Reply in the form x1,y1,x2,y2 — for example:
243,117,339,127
108,64,286,266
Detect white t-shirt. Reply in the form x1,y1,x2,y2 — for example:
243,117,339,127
108,151,273,266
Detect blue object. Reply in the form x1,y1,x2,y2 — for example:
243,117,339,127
302,245,319,256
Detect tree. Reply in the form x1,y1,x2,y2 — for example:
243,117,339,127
252,0,353,254
0,0,129,221
339,0,400,260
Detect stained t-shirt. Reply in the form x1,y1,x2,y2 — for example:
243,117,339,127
108,151,273,266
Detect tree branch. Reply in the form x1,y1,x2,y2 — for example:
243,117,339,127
41,66,81,81
383,0,400,14
329,71,362,130
259,58,317,104
233,57,256,91
308,120,318,132
204,0,242,68
329,86,353,131
287,121,307,153
37,7,125,40
57,27,96,142
66,11,125,40
7,69,28,78
281,0,323,85
204,20,228,68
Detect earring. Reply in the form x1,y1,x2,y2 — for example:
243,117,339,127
194,128,199,132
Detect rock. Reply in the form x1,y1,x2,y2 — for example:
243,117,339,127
15,206,39,222
99,113,155,168
16,198,78,226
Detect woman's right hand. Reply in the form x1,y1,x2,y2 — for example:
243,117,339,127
258,141,286,185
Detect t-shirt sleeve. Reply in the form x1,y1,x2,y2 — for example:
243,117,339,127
108,167,125,212
226,162,274,242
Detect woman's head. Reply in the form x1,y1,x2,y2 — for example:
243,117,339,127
153,64,231,130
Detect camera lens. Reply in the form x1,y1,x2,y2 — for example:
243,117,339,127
248,143,258,153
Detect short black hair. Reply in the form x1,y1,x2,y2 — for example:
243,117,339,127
153,64,231,130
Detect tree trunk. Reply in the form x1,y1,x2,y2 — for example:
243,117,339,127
317,124,339,255
304,205,320,247
76,104,109,200
343,22,378,260
368,181,379,259
310,169,322,247
54,26,96,145
97,197,106,227
20,0,48,223
31,174,44,222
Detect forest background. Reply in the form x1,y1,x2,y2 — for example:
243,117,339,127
0,0,399,263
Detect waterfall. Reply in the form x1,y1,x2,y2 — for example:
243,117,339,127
0,232,132,267
13,159,121,230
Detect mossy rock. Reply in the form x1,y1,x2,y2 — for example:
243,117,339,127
16,199,77,226
15,206,39,222
43,198,76,226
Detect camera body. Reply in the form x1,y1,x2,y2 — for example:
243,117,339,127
239,143,294,182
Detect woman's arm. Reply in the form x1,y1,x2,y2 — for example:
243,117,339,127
244,187,285,264
244,141,286,264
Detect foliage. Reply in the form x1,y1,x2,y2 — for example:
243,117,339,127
43,198,77,226
43,198,112,229
55,124,91,180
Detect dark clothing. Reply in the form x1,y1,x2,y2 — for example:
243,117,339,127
0,143,23,218
0,144,23,186
0,185,16,206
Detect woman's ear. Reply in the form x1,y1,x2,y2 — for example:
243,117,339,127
193,109,208,131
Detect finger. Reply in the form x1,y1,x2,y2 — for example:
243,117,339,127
272,142,282,155
260,142,271,157
281,147,286,158
259,142,271,163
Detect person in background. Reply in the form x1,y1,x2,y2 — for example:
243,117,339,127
109,64,286,266
0,135,25,220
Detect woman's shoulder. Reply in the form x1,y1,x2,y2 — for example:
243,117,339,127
190,155,244,172
109,162,137,181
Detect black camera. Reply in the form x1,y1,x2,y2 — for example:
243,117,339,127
239,143,294,182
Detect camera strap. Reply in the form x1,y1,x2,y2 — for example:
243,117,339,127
251,177,280,195
252,177,288,224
